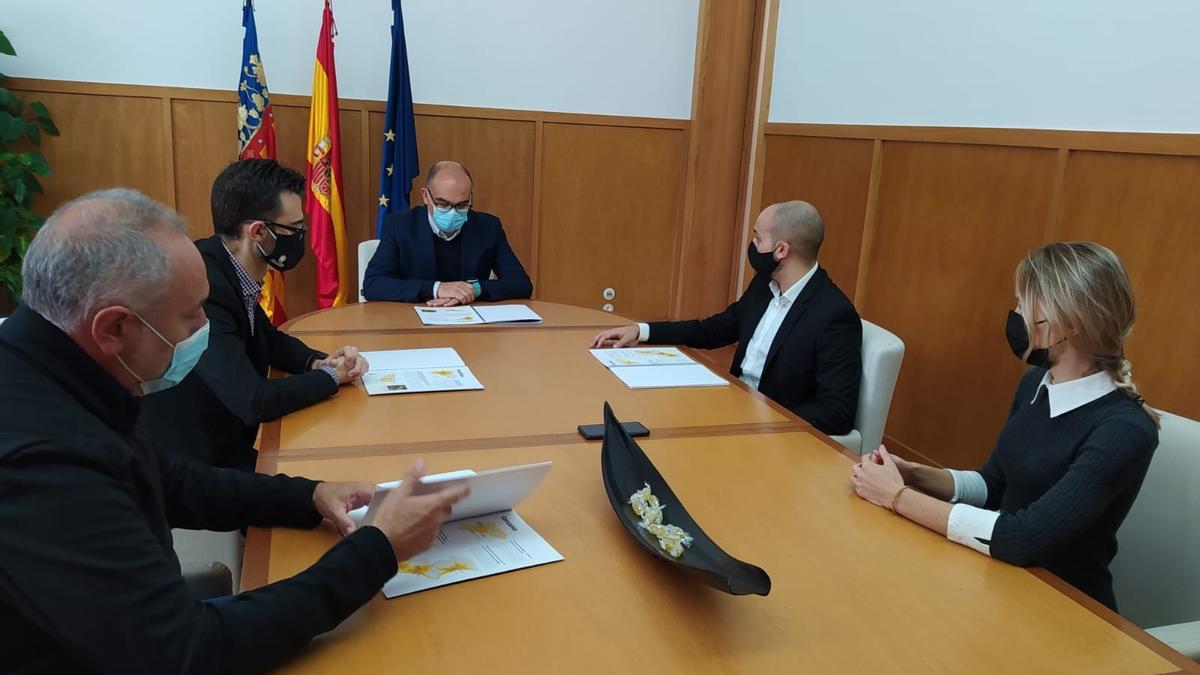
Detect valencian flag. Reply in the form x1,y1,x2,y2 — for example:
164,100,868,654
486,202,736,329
305,0,349,308
375,0,420,238
237,0,287,325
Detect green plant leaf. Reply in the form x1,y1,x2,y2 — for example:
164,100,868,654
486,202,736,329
0,32,15,57
1,115,26,142
26,173,42,194
35,116,59,136
24,122,39,145
0,88,22,115
27,152,49,175
0,237,10,263
12,178,26,204
29,100,50,120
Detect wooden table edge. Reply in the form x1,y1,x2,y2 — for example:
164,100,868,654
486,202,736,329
286,323,626,337
240,337,1199,672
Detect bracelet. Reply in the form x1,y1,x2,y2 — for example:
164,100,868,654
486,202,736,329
469,279,482,297
889,485,913,513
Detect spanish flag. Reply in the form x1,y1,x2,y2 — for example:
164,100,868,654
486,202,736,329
305,0,349,308
237,0,287,324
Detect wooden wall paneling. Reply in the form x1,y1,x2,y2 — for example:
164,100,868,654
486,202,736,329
759,134,874,299
14,90,170,216
861,142,1059,469
529,120,544,293
673,0,762,321
263,104,317,318
854,139,884,307
335,108,367,303
764,122,1200,157
405,114,538,278
170,99,238,239
537,123,687,321
1044,147,1070,241
730,0,781,300
1057,150,1200,421
158,97,177,208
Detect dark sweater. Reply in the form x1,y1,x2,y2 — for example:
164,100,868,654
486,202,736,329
980,367,1158,610
434,231,464,282
0,306,398,674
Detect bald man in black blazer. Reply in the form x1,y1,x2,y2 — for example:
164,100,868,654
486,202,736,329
592,201,862,435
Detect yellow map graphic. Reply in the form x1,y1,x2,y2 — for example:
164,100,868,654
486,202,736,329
462,521,508,540
396,560,434,577
397,558,475,579
430,369,456,377
379,373,396,383
635,349,681,359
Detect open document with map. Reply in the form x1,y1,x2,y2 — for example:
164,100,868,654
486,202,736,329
589,347,728,389
360,347,484,395
350,462,563,597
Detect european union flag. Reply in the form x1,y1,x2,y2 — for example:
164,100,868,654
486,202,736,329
375,0,419,239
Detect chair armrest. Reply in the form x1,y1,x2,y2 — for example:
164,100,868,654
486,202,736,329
181,561,234,601
1147,620,1200,661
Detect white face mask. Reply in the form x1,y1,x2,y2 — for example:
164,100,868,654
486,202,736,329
116,312,210,395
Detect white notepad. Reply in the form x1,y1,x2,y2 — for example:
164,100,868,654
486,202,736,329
590,347,729,389
414,304,544,325
360,348,484,395
609,363,729,389
350,462,563,598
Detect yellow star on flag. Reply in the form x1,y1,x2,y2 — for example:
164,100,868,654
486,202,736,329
384,129,396,142
386,164,394,176
378,194,390,207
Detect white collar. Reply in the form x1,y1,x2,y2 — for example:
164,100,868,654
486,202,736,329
1032,369,1117,418
769,261,819,303
427,210,461,242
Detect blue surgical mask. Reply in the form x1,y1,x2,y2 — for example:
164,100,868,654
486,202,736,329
432,206,468,235
117,313,210,395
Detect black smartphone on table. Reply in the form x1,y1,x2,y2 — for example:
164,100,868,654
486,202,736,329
578,421,650,440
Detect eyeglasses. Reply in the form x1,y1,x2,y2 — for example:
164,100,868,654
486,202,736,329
425,189,472,214
244,219,307,236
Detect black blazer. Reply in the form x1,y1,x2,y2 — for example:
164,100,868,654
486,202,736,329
362,206,533,302
0,305,397,674
647,267,862,435
142,235,338,470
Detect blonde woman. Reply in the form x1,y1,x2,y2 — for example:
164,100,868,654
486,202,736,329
850,242,1160,611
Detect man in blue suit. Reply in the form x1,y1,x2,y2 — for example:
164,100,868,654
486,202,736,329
362,161,532,305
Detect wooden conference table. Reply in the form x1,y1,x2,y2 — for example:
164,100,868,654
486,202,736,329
245,300,1196,674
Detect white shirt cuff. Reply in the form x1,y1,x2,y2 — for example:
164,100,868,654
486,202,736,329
948,469,988,507
432,281,441,298
637,323,649,343
947,504,1000,556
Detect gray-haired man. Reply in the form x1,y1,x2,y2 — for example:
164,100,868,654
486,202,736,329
0,189,466,673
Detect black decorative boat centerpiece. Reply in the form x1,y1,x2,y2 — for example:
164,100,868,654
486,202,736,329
599,402,771,596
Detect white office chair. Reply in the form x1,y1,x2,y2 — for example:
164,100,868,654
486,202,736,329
172,528,243,597
357,239,381,303
830,320,905,455
1111,410,1200,659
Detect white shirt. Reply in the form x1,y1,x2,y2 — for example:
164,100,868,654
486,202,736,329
736,263,818,389
637,263,819,392
428,210,462,298
946,370,1118,556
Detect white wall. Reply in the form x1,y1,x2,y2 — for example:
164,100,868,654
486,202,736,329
0,0,700,119
770,0,1200,132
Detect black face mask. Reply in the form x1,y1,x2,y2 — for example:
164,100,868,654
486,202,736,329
747,243,780,276
258,227,306,272
1005,310,1061,369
